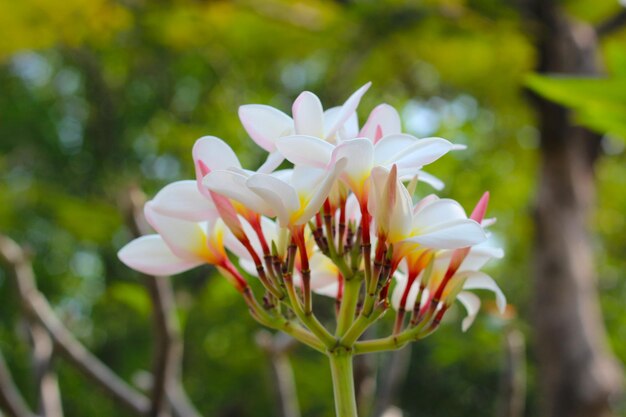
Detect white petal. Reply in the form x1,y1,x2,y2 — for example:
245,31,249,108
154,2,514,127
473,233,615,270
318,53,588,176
118,235,203,276
411,170,445,190
291,165,325,193
395,137,452,168
247,174,299,226
456,291,481,332
324,82,371,139
293,91,324,137
460,246,505,271
295,158,347,225
203,169,275,217
330,139,374,188
407,219,487,249
413,199,468,228
239,104,294,152
192,136,241,172
462,271,507,313
275,135,334,167
309,252,340,292
359,103,402,142
257,151,285,174
375,135,452,169
144,203,208,260
338,112,359,140
313,282,341,298
151,180,217,222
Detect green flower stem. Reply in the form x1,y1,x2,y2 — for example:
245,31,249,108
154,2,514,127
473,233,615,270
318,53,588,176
270,319,325,353
352,316,433,355
240,284,325,352
353,333,412,355
340,305,386,346
283,275,336,348
324,218,352,279
335,278,360,337
328,352,358,417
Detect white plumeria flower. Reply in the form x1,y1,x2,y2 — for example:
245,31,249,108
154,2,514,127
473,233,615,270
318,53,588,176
275,133,453,204
358,103,463,189
392,245,505,331
368,166,486,249
238,83,371,172
118,202,227,276
204,159,347,228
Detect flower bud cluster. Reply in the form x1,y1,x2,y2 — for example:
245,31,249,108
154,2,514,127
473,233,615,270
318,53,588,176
118,83,505,352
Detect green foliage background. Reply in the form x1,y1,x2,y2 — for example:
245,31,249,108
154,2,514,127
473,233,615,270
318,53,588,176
1,0,625,416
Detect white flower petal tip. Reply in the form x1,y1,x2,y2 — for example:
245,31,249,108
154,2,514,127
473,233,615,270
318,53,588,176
192,136,241,175
293,91,324,137
360,103,402,141
451,144,468,151
238,104,294,152
457,292,481,332
275,135,334,167
151,180,217,222
462,271,507,314
118,235,202,276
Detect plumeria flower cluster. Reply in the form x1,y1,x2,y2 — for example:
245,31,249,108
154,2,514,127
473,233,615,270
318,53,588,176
118,83,505,416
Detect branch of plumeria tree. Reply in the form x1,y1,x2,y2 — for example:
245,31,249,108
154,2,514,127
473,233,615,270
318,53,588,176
119,83,506,417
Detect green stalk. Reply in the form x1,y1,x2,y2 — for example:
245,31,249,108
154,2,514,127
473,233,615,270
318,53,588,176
328,352,358,417
335,278,360,337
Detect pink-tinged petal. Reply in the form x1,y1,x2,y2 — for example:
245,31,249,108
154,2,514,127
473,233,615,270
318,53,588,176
275,135,334,167
192,136,241,191
459,246,504,271
144,203,208,261
151,180,217,222
238,104,294,152
292,91,324,137
359,103,402,142
222,225,251,261
456,291,481,332
247,174,299,226
408,219,486,249
462,271,507,313
470,191,490,222
374,135,452,169
325,82,371,139
257,151,285,174
203,170,275,217
295,158,347,225
368,166,413,242
330,138,374,189
118,235,204,276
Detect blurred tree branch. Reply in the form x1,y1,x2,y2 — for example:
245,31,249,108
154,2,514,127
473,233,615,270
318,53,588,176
0,235,151,416
122,187,202,417
255,331,300,417
596,8,626,38
0,349,36,417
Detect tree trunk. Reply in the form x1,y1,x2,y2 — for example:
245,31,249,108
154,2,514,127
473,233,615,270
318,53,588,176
525,2,624,416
